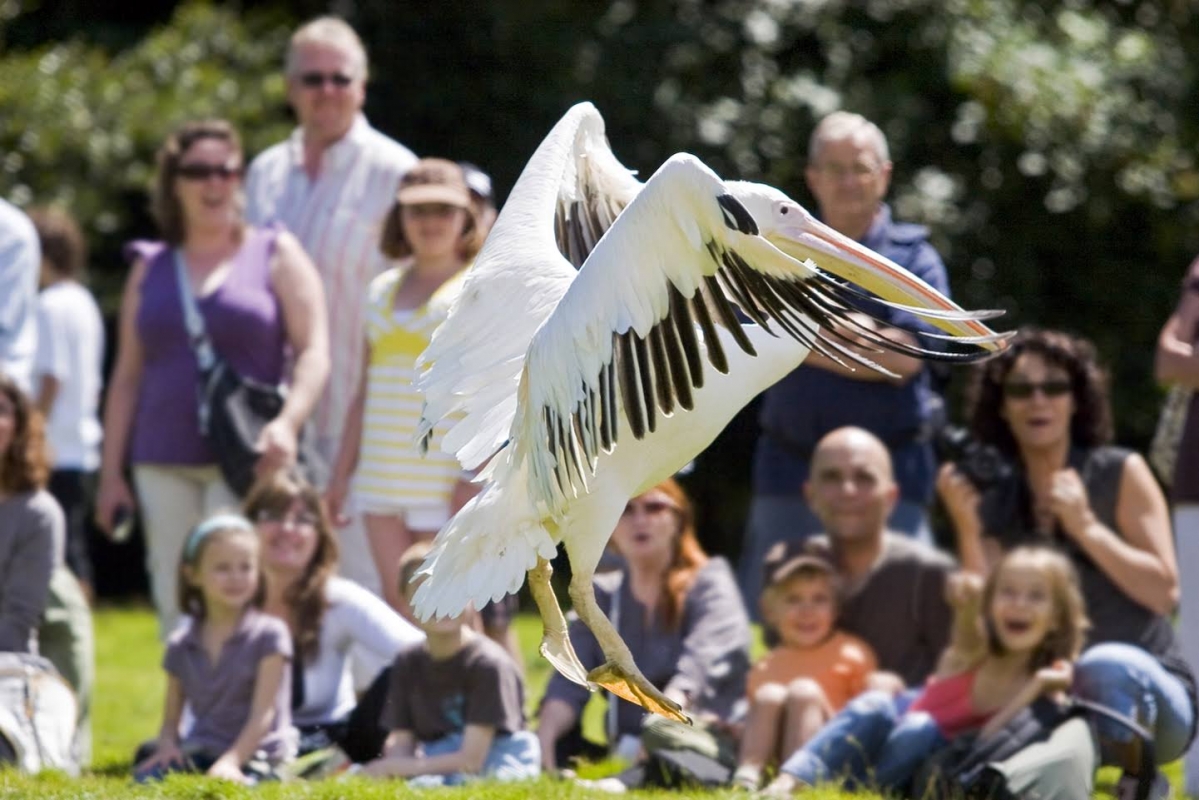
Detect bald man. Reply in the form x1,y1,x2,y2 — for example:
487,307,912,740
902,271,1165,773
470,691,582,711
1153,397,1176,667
764,427,954,687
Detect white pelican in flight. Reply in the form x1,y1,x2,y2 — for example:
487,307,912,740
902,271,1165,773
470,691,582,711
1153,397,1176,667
413,102,1007,723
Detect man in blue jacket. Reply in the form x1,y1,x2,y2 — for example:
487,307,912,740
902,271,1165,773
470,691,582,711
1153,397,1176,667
738,111,952,609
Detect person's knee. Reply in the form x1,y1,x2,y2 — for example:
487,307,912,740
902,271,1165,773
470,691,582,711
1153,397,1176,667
846,689,896,718
786,678,827,709
752,682,789,709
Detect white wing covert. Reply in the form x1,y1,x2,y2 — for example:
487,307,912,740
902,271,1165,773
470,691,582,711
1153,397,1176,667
415,102,641,470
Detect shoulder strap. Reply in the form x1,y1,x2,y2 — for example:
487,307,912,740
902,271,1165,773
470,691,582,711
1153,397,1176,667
174,250,220,433
173,250,217,373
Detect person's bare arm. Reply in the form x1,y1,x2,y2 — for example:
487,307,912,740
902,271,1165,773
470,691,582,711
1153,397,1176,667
95,258,148,533
978,661,1072,741
365,725,495,778
1155,260,1199,388
806,314,923,383
270,231,330,430
34,374,59,417
933,572,986,677
207,653,287,780
137,677,185,770
256,231,330,473
536,698,579,773
361,729,415,776
326,341,369,526
1052,458,1178,615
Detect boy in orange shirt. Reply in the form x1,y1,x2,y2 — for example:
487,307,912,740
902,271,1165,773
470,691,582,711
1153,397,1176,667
731,554,880,791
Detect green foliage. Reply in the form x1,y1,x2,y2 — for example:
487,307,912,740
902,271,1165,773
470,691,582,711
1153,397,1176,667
576,0,1199,446
1,0,1196,549
0,1,295,306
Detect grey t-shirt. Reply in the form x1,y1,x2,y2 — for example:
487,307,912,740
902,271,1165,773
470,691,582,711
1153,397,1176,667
541,557,752,740
0,490,62,652
382,631,525,743
807,533,955,688
164,608,296,763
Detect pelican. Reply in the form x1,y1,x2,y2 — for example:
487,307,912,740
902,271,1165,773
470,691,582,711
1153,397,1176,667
412,102,1007,723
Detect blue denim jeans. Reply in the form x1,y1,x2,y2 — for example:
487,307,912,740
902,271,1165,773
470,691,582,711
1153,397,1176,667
406,730,541,787
1073,642,1195,765
738,495,931,617
779,690,945,791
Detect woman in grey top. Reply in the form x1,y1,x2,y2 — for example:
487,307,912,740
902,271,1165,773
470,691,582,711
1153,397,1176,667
0,373,60,653
537,477,751,773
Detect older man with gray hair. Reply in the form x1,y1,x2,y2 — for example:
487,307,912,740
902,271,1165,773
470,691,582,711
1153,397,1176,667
246,16,417,595
739,111,954,610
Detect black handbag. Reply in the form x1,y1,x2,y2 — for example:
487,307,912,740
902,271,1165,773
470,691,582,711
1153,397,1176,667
913,696,1156,800
174,250,325,497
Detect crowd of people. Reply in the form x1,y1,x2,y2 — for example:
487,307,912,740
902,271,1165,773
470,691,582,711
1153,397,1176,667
0,11,1197,800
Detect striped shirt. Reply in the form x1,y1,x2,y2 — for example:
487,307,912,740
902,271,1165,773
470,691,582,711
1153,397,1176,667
356,267,465,511
244,115,417,459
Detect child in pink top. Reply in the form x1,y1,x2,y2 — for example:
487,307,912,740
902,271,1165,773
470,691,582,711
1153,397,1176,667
765,546,1089,795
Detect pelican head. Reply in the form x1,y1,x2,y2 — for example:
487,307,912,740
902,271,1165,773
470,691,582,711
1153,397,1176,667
726,181,1003,349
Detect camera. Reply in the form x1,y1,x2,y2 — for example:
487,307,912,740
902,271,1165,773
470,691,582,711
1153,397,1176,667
933,425,1013,491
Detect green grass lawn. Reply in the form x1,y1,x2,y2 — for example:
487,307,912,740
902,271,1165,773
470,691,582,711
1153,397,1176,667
0,604,1182,798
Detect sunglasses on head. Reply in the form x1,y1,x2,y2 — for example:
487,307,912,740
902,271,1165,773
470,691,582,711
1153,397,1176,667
1002,379,1072,399
298,71,354,88
621,499,678,517
176,163,242,181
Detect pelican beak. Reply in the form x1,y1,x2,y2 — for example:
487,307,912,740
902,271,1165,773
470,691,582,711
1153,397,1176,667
769,208,1003,350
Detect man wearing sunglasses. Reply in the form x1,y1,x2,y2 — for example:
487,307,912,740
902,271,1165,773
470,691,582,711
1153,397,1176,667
245,16,417,598
738,111,954,611
0,198,39,394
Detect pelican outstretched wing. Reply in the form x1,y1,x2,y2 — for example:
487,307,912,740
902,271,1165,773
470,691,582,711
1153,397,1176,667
415,102,641,470
509,154,1003,517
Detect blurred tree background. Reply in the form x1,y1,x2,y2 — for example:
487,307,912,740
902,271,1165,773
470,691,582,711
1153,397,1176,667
2,0,1197,566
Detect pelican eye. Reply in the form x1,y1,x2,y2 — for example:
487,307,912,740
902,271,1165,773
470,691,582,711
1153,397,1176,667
780,207,790,215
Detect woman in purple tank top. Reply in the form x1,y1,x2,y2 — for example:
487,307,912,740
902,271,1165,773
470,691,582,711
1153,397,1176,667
95,120,329,636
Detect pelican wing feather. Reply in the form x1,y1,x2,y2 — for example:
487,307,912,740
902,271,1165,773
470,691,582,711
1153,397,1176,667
510,153,990,518
415,102,641,470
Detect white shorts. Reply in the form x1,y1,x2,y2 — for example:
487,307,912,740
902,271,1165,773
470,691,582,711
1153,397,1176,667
359,502,450,532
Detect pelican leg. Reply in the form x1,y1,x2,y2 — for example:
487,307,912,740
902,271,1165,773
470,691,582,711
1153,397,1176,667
567,564,690,724
527,556,593,688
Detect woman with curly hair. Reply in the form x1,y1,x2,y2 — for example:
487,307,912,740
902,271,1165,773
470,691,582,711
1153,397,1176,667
937,327,1195,792
537,477,751,779
244,469,422,765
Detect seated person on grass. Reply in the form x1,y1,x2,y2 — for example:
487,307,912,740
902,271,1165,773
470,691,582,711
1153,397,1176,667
134,514,296,784
731,552,881,791
536,478,751,780
762,546,1086,796
359,541,540,785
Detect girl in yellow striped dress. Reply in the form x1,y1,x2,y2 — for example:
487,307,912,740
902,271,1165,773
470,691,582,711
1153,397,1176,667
328,159,484,616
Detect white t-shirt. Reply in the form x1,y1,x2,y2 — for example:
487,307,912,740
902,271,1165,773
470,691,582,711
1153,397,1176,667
34,281,104,470
294,576,424,727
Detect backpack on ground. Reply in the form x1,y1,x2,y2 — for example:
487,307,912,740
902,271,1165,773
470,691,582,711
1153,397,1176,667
0,653,79,775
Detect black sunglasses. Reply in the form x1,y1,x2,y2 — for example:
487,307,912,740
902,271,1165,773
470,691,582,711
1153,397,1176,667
298,71,354,88
176,163,242,181
1003,379,1072,400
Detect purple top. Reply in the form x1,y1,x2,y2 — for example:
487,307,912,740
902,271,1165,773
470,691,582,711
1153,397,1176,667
164,608,297,763
128,226,287,465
